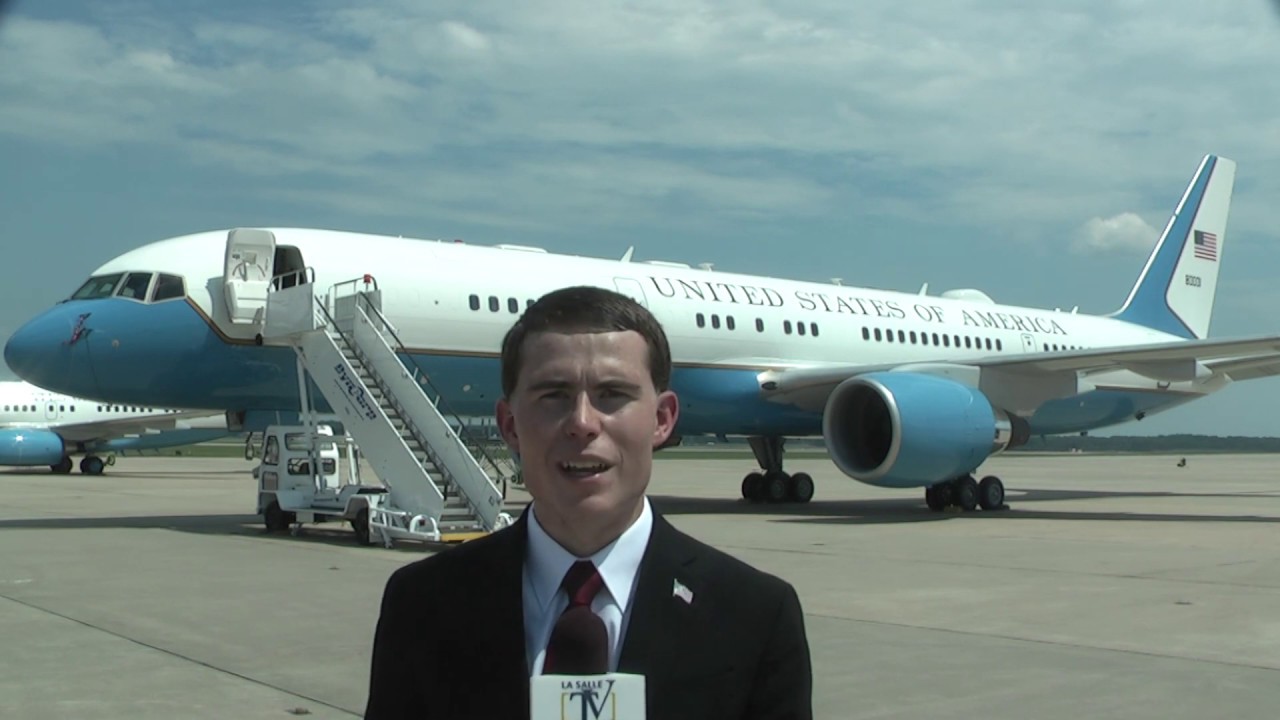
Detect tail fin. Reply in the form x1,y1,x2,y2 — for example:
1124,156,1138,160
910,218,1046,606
1110,154,1235,339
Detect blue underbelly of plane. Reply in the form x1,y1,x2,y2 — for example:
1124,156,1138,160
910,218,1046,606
4,298,1195,439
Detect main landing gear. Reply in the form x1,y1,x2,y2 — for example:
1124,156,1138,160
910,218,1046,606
924,474,1007,512
740,436,815,504
78,455,109,476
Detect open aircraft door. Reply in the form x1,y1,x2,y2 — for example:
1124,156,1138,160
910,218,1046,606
613,277,649,308
224,228,277,325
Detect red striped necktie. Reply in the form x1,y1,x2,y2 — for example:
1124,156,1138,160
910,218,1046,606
542,560,608,674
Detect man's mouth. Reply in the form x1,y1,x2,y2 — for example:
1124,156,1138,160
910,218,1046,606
559,461,612,477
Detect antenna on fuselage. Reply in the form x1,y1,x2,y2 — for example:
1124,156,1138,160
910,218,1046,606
831,278,843,286
699,263,714,271
918,282,928,295
621,246,634,262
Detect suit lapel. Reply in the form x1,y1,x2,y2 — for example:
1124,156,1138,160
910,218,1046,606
451,510,531,715
617,512,701,676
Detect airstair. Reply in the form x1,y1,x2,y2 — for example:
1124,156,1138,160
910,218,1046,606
260,274,515,546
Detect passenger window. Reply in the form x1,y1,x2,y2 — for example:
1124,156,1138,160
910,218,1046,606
151,274,186,302
797,321,806,336
810,323,818,337
507,298,518,314
711,315,720,329
897,330,905,343
783,320,792,335
755,318,764,333
874,328,882,341
727,316,736,331
943,335,950,347
488,296,499,312
696,313,705,328
996,339,1003,351
469,294,480,311
909,331,917,344
861,327,870,340
886,328,894,343
116,272,153,300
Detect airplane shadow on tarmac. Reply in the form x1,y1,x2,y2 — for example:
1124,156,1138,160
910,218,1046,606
3,486,1277,550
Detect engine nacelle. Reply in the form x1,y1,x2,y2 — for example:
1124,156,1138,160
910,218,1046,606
0,428,66,466
823,371,1029,488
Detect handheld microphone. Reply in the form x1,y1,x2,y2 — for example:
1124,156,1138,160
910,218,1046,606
544,606,608,675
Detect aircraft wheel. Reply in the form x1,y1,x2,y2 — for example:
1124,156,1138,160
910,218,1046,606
925,484,948,512
741,472,764,502
954,475,979,512
51,457,73,474
263,500,290,533
978,476,1005,510
352,507,373,546
764,471,790,503
80,455,106,476
789,472,815,503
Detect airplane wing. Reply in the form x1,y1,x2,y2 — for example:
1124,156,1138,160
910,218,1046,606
51,411,227,443
757,333,1280,412
1203,352,1280,381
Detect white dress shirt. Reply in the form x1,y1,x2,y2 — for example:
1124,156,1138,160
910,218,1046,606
523,498,653,675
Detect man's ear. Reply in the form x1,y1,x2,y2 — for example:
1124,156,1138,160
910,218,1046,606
496,397,520,457
651,390,679,448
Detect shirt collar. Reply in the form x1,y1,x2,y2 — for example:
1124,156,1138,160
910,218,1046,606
526,498,653,613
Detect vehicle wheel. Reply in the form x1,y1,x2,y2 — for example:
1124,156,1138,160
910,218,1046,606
264,500,289,533
925,485,947,511
352,507,372,546
764,471,790,503
741,472,764,502
955,476,979,512
789,472,815,503
51,457,73,474
978,476,1005,510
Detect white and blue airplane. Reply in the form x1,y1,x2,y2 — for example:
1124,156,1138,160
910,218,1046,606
0,380,232,474
6,154,1277,508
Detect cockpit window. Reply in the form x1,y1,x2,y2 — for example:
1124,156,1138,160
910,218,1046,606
151,273,186,302
70,274,125,300
116,272,154,300
69,271,187,304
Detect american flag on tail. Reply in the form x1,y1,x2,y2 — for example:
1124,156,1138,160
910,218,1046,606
1193,230,1218,262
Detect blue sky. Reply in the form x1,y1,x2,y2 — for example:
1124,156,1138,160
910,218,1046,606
2,1,1279,436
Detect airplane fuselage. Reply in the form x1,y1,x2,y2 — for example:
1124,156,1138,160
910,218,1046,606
4,228,1215,438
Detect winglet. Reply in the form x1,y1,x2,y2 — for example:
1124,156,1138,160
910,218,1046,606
1109,154,1236,339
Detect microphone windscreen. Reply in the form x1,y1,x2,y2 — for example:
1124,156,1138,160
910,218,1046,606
546,607,608,674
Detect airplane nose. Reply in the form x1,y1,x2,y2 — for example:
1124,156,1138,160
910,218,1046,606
3,305,100,397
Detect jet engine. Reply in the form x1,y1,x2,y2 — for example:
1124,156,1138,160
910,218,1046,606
822,371,1029,488
0,428,66,466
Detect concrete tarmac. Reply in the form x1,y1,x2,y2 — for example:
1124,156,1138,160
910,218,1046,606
2,452,1279,718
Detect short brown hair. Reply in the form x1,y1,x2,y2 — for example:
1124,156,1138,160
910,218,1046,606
500,286,672,397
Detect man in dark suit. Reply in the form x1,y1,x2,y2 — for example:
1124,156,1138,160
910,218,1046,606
364,286,812,719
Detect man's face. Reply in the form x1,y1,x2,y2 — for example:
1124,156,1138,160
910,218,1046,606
496,330,678,540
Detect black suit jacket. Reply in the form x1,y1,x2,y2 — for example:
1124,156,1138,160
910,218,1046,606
364,507,812,719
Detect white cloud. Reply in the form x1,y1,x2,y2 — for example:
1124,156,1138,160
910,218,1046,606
1072,212,1160,255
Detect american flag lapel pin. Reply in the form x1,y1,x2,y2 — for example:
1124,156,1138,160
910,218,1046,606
672,578,693,605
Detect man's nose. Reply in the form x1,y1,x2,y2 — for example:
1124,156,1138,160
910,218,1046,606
565,393,602,437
